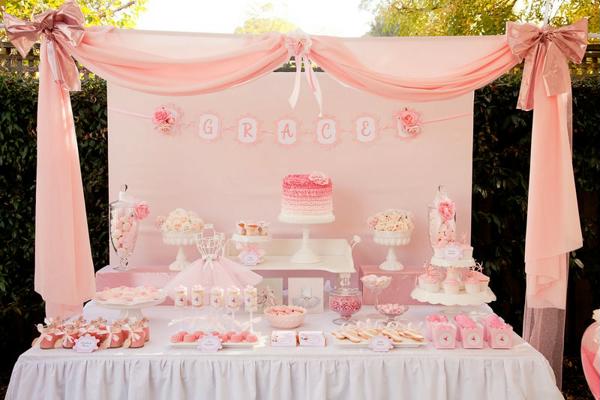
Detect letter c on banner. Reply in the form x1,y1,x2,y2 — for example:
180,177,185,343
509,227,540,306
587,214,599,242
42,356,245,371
198,114,220,140
356,117,376,143
277,119,297,145
238,117,258,144
316,119,336,145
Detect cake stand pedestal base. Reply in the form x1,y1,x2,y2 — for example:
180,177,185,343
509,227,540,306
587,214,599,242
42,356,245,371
379,247,404,271
291,227,320,264
169,246,190,271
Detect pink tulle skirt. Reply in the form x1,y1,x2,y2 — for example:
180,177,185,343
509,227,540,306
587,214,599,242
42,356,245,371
164,257,263,296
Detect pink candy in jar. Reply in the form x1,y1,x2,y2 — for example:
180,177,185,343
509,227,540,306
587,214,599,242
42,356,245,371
328,287,362,325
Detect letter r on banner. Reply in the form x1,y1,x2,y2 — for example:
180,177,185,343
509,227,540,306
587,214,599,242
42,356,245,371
198,114,220,140
238,117,258,143
316,119,336,145
277,119,297,145
356,117,376,143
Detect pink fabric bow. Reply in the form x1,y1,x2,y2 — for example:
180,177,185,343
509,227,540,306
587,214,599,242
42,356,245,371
507,19,587,111
285,30,323,116
3,1,85,91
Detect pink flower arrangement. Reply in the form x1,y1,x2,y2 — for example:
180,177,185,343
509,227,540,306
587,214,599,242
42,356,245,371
437,199,455,221
394,107,422,137
134,202,150,220
152,105,179,134
308,171,330,185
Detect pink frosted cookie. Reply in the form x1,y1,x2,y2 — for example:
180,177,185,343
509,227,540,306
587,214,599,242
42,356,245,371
245,334,258,343
183,334,197,343
229,334,243,343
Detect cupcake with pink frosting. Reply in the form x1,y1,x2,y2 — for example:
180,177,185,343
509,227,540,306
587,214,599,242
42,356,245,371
442,278,460,294
464,276,481,294
419,273,441,292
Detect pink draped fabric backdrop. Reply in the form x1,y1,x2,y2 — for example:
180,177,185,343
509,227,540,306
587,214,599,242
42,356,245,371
3,1,588,384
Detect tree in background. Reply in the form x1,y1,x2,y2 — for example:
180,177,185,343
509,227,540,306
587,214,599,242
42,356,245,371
361,0,599,36
235,2,296,34
0,0,147,31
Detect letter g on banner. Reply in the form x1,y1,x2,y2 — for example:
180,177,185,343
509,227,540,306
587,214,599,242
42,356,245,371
198,114,220,141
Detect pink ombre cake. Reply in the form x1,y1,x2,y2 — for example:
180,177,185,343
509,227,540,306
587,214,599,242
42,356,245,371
279,172,334,221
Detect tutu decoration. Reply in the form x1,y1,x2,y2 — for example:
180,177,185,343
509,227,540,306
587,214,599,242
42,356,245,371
164,225,262,298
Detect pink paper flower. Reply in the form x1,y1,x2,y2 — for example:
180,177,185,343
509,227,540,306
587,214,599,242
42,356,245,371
394,107,422,137
152,107,170,124
152,105,180,135
397,108,420,127
406,125,421,136
134,202,150,220
438,200,455,221
308,171,330,185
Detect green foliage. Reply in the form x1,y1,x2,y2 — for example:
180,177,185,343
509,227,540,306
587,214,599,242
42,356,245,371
234,2,297,34
0,0,148,35
362,0,599,36
0,74,597,375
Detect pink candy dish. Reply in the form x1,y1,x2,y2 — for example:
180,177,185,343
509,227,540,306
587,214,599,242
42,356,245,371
264,305,307,329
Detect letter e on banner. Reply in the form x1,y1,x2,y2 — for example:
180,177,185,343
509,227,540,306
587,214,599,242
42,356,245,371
316,119,336,145
356,117,376,143
238,117,258,144
277,119,297,145
198,114,220,141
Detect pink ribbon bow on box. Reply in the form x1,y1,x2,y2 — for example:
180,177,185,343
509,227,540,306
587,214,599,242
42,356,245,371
285,30,323,116
3,1,85,91
507,18,588,111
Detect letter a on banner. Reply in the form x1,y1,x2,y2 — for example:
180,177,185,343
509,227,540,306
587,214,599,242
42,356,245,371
277,119,297,145
356,117,376,143
198,114,220,141
238,117,258,144
316,119,336,145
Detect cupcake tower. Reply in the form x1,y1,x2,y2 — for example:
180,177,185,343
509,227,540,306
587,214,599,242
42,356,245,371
410,187,496,307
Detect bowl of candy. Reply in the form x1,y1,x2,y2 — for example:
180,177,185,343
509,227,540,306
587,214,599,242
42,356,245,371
264,305,306,329
375,303,409,323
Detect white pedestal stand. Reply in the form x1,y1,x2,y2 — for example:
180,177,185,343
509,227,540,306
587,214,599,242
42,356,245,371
95,296,166,320
163,232,196,271
278,213,335,264
373,230,412,271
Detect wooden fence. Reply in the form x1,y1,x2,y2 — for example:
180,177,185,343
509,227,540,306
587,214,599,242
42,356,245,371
1,41,599,78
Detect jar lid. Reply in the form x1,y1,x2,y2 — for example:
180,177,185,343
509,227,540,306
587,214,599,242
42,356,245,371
110,184,135,207
331,286,361,296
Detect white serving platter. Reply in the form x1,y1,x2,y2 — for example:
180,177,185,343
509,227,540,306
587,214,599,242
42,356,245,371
410,286,496,306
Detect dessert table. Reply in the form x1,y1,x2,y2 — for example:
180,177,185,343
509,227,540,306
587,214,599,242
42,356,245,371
7,304,563,400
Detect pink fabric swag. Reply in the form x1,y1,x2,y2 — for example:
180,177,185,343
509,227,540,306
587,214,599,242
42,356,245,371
3,2,586,319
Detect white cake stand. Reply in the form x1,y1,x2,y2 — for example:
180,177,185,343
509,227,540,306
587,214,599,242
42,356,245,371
373,230,412,271
410,286,496,316
278,213,335,264
163,232,196,271
95,295,166,319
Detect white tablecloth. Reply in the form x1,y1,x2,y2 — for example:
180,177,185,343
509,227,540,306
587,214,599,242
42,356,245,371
7,303,563,400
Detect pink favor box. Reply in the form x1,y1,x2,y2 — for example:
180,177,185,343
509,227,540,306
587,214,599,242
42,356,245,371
425,314,448,340
459,325,485,349
488,326,513,349
431,322,457,349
